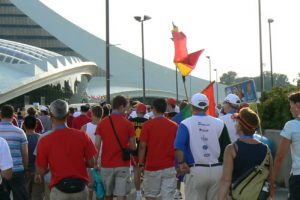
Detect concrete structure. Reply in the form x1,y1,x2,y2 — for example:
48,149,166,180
0,0,228,104
0,38,98,104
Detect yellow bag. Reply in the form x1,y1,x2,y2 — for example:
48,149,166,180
231,145,271,200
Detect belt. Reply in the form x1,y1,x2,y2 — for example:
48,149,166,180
189,163,222,167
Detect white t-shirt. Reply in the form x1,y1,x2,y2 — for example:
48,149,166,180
0,137,13,184
281,119,300,175
86,122,97,144
219,113,238,143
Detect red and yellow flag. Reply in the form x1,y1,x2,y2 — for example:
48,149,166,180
172,24,204,76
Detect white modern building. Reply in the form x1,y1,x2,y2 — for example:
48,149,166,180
0,0,227,104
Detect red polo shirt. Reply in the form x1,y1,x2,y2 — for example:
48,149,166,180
140,116,178,171
71,114,91,130
95,114,135,167
36,128,97,188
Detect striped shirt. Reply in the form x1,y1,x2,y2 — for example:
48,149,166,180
0,121,28,172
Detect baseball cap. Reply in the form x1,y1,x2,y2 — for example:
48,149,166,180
166,98,176,106
136,103,147,113
40,105,48,112
191,93,209,109
224,94,241,106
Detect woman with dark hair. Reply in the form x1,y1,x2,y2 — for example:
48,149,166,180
218,107,273,200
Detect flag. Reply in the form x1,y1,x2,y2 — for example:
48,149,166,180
202,81,216,117
172,81,217,123
172,23,204,76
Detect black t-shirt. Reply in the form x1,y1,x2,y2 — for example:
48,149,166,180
129,117,148,156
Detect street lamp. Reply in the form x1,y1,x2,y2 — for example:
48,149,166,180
268,18,274,88
134,15,151,103
105,0,110,103
258,0,264,92
206,56,212,82
214,68,219,104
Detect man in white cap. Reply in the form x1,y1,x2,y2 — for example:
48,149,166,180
219,94,241,142
174,93,231,200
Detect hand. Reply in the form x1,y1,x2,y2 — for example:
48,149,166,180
34,174,43,184
179,162,190,174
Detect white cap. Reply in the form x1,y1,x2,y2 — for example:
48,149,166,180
224,94,241,106
191,93,209,109
40,105,48,111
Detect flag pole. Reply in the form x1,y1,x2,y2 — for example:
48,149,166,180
182,76,189,101
175,67,179,102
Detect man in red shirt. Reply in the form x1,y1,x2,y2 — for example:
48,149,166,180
36,99,97,199
95,95,136,200
139,98,178,199
71,105,91,130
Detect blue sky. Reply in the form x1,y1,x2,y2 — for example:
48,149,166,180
41,0,300,84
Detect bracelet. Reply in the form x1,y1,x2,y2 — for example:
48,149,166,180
138,163,144,167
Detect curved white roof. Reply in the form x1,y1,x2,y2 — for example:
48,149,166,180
0,39,98,104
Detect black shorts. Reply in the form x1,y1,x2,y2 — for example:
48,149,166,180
289,174,300,200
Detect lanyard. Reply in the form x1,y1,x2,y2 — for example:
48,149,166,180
240,135,254,139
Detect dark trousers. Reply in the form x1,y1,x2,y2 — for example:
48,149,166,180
2,171,28,200
289,174,300,200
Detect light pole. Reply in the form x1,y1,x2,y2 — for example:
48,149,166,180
214,68,219,104
258,0,264,92
206,56,212,82
268,18,274,88
105,0,110,103
134,15,151,103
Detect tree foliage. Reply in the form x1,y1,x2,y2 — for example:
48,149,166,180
258,86,299,130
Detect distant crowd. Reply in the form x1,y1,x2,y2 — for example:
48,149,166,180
1,91,300,200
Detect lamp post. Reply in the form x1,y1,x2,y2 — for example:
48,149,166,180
258,0,264,92
134,15,151,103
105,0,110,103
206,56,212,82
214,68,219,104
268,18,274,88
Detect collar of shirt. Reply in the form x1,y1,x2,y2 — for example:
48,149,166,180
55,124,67,130
193,113,207,116
0,121,12,125
111,111,122,115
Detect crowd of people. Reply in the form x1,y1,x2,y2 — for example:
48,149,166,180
0,91,300,200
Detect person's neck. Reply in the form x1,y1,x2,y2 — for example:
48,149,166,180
192,111,206,115
112,109,123,114
26,130,36,135
92,118,100,124
52,121,67,130
81,112,87,115
153,112,164,118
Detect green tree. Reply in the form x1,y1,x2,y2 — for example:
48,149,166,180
220,71,237,85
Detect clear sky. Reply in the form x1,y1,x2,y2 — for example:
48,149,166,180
40,0,300,84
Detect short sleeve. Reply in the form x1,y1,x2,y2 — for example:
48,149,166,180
127,121,135,137
174,123,189,152
0,139,13,171
84,133,97,160
281,121,293,140
35,137,49,170
95,120,103,136
140,122,149,144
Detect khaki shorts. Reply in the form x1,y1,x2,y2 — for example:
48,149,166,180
100,167,131,197
143,167,176,199
50,187,87,200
